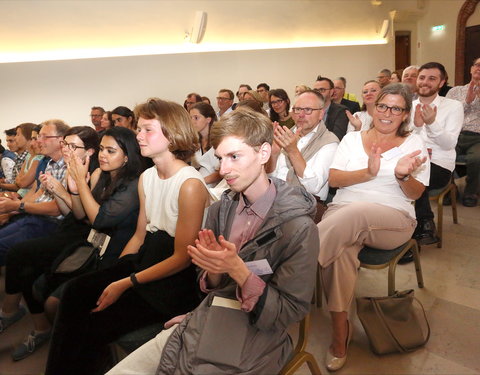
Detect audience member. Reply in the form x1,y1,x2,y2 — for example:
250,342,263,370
90,106,105,132
216,89,234,118
346,80,381,132
236,84,252,101
189,102,221,186
376,68,392,87
295,84,310,97
184,93,202,111
100,111,114,131
15,124,44,197
201,96,211,105
313,76,349,140
332,77,361,114
256,82,270,105
319,83,429,371
0,126,102,360
112,106,136,130
106,107,319,375
411,62,464,245
235,99,268,116
268,90,338,222
269,88,295,129
0,129,19,186
390,70,402,83
402,65,419,96
45,98,209,375
0,119,70,261
446,57,480,206
0,123,35,192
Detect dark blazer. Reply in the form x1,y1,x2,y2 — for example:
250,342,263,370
341,98,361,114
325,102,349,140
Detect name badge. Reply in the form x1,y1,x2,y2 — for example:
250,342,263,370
245,259,273,276
211,296,242,310
381,147,403,161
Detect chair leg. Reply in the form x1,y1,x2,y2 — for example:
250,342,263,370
315,265,322,308
437,193,444,249
412,241,424,289
387,260,397,296
451,184,458,224
305,353,323,375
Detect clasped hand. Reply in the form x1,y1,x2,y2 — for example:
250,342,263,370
273,123,300,154
188,229,250,286
394,150,427,178
414,103,437,127
67,152,90,194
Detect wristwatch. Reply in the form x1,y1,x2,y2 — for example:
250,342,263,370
18,202,25,213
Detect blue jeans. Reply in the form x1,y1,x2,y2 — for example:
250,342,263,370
0,215,59,265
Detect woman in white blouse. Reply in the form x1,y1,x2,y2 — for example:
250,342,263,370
318,83,430,371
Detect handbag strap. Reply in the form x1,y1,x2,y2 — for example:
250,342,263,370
372,295,431,353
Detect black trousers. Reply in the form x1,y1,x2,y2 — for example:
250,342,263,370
45,256,166,375
414,163,451,221
4,217,90,314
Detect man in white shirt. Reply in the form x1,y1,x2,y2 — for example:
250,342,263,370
446,57,480,207
216,89,234,118
411,62,464,245
268,90,339,221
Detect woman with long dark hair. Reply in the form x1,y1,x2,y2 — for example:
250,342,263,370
112,106,136,130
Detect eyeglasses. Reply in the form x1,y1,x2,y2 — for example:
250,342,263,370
375,103,406,116
216,97,232,101
270,99,284,106
60,141,85,151
292,107,323,115
38,134,62,140
313,88,330,93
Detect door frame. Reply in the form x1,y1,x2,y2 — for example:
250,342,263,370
455,0,480,85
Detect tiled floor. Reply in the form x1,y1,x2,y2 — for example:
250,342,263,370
1,187,479,375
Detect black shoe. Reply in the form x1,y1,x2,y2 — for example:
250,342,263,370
398,249,414,264
462,195,478,207
413,219,440,246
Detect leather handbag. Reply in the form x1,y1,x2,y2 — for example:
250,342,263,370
356,289,430,355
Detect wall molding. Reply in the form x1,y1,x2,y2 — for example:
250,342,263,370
455,0,479,84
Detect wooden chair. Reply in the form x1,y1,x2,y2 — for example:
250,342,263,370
358,239,424,296
428,179,458,248
280,313,322,375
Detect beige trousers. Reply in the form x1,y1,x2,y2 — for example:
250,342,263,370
318,202,417,312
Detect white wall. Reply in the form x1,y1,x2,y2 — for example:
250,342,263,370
0,43,393,132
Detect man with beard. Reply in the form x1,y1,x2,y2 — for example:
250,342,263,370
410,62,464,246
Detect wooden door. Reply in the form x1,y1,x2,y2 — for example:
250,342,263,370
464,25,480,83
395,32,411,70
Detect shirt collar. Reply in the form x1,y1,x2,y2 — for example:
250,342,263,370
236,180,276,220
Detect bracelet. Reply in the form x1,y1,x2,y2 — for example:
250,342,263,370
130,273,140,288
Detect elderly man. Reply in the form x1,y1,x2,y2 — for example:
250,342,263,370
268,90,338,220
446,57,480,207
402,66,419,96
216,89,234,118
